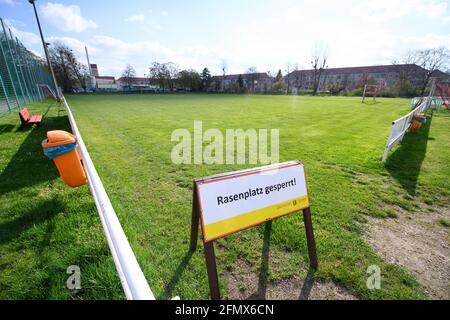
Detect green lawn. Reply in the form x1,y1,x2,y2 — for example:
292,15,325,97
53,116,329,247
0,94,448,299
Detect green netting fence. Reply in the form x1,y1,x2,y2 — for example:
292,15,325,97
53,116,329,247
0,17,55,116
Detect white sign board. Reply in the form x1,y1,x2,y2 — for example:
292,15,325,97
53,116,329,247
196,161,310,242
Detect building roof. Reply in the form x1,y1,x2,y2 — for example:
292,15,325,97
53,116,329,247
117,77,149,82
213,72,273,80
95,76,115,80
287,64,426,77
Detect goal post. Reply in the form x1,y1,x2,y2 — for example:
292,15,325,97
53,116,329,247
362,80,384,103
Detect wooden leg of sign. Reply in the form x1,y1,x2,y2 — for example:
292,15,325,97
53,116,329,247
204,241,220,300
190,184,200,251
303,207,318,270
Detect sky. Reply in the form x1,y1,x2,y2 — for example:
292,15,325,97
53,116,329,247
1,0,449,77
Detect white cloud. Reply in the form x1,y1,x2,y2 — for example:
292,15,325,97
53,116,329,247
10,0,449,78
124,14,145,22
351,0,448,22
41,2,97,32
45,34,235,77
3,19,41,47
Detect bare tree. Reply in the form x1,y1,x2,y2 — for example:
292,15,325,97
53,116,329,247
415,47,449,94
121,64,136,89
310,43,329,96
220,59,228,91
395,47,450,95
246,66,258,93
285,62,291,95
165,62,179,92
49,42,89,92
148,62,179,92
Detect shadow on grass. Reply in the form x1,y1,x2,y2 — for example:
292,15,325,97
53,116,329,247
362,100,381,105
0,115,72,196
0,198,64,243
248,221,272,299
161,250,194,299
298,268,317,300
0,124,15,135
385,114,433,196
249,221,317,300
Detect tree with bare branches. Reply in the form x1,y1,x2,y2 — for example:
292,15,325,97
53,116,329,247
121,64,136,90
310,44,329,96
395,47,450,95
246,66,258,93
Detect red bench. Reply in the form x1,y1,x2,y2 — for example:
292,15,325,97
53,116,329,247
19,108,43,127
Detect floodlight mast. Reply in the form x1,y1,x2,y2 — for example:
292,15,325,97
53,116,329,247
28,0,61,101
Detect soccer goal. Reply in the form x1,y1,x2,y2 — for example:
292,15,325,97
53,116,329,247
362,80,384,103
38,84,58,101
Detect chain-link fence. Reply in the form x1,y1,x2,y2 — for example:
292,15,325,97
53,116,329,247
0,18,55,116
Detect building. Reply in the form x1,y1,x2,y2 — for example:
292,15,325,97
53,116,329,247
116,77,160,91
90,64,99,77
95,76,118,91
285,64,450,93
210,73,274,93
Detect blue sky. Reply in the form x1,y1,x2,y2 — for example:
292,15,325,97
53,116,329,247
1,0,449,77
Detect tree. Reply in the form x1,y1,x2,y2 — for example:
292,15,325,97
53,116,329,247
285,62,291,95
177,69,201,91
395,47,450,95
165,62,179,92
310,43,329,96
49,42,90,93
246,66,258,93
275,69,283,82
272,69,287,94
237,74,244,91
121,64,136,89
148,62,179,92
148,62,166,91
220,60,228,92
272,79,287,94
200,68,212,92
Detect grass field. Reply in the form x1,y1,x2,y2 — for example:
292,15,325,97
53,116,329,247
0,94,449,299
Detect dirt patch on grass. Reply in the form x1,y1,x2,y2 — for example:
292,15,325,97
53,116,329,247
226,260,358,300
363,205,450,299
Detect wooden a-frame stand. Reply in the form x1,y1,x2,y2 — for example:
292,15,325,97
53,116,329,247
189,181,318,300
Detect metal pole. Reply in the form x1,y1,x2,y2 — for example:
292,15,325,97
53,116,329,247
29,0,60,101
